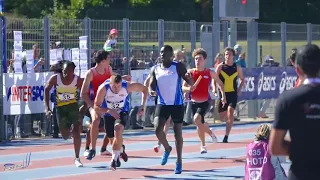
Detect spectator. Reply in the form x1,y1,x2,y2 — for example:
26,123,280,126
262,55,280,67
245,124,287,180
214,53,224,69
234,44,242,60
236,52,247,68
103,29,118,50
173,49,189,68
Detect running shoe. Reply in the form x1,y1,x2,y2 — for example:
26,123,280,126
83,149,90,157
120,145,128,162
116,157,121,167
200,146,207,154
210,128,218,143
174,162,182,174
109,159,117,171
223,135,228,143
86,149,96,160
154,145,161,153
74,158,83,167
161,147,172,165
100,149,112,156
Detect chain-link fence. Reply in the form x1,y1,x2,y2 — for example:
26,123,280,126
0,17,315,141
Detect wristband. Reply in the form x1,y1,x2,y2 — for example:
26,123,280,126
89,107,94,113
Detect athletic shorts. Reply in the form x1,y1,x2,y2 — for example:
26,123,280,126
103,112,129,138
56,103,80,129
84,110,105,130
191,101,209,123
218,92,238,113
154,105,184,123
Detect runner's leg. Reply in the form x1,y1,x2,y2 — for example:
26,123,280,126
110,112,128,170
154,105,172,163
87,109,100,160
154,116,171,153
171,105,184,174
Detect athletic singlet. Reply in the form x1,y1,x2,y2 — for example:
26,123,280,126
88,67,111,101
190,68,211,102
55,74,78,107
219,62,238,93
154,61,184,105
101,79,130,116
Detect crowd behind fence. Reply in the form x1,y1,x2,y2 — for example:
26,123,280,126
0,17,311,141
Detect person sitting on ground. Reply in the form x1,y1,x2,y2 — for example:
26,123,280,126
245,124,287,180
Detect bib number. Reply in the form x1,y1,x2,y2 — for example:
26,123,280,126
58,93,74,101
111,103,120,109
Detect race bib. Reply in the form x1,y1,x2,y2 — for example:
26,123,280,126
107,101,125,109
58,93,75,101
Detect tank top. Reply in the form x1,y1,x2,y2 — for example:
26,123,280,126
101,79,130,116
219,62,238,93
88,67,111,101
55,74,78,107
244,140,275,180
154,61,184,105
190,68,211,102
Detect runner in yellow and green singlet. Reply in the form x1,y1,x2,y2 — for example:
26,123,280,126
45,61,84,167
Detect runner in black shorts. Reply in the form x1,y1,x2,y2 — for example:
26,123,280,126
183,48,226,154
148,45,194,174
215,47,244,143
94,74,148,171
144,75,172,153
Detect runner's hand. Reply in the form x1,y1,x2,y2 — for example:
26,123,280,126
46,110,53,119
137,107,145,117
108,109,120,119
221,97,227,107
185,72,192,79
122,75,132,82
189,85,196,92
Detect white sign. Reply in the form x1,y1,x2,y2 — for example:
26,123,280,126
130,69,155,107
79,36,88,49
3,72,53,115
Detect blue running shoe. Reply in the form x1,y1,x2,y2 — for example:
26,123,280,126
161,150,171,165
174,162,182,174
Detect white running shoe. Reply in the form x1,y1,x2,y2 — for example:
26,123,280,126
210,128,218,143
75,158,83,167
101,149,112,156
83,149,90,157
200,146,207,154
153,145,161,153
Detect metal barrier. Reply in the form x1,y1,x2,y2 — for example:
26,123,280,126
1,17,317,141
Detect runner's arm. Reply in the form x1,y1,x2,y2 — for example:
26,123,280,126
44,74,57,112
210,70,225,100
237,66,245,91
128,82,148,107
148,66,157,92
177,62,194,86
80,70,93,108
144,74,151,87
212,64,222,91
182,69,192,93
269,95,291,156
93,84,108,114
